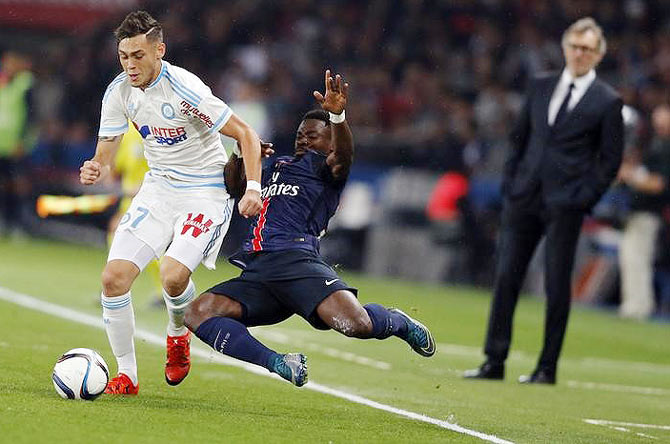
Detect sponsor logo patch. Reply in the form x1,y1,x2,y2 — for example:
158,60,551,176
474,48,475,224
180,101,214,128
133,121,187,145
181,213,213,238
161,103,176,119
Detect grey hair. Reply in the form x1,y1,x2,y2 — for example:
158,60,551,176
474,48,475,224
561,17,606,55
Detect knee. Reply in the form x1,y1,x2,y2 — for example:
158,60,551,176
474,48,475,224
101,262,135,296
495,266,523,290
333,313,373,338
184,292,241,332
160,261,191,296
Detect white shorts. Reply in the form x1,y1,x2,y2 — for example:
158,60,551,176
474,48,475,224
108,173,233,271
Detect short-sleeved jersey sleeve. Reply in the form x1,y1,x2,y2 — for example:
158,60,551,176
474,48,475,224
177,71,233,134
98,80,129,137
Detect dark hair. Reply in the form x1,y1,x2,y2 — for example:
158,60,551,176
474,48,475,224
302,109,330,126
114,11,163,44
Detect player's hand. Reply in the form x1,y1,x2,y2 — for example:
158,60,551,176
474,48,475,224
80,160,105,185
260,141,275,158
238,189,262,218
313,69,348,115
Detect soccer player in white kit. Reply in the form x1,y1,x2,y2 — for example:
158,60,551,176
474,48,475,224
79,11,263,394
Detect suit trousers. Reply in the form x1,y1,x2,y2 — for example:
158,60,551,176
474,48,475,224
484,196,584,371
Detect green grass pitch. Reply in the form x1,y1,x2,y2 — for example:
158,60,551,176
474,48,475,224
0,237,668,443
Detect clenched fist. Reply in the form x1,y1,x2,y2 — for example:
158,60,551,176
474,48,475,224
238,189,262,218
80,160,106,185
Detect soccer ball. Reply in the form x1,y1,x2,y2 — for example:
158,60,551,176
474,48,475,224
52,348,109,400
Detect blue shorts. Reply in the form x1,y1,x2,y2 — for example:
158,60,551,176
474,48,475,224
207,249,357,329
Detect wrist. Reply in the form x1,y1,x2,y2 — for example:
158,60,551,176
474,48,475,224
246,180,262,193
632,166,650,185
329,110,346,124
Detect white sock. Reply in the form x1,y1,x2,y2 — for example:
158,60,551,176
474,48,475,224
163,279,195,337
101,292,138,385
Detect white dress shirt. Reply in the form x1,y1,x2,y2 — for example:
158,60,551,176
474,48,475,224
547,68,596,126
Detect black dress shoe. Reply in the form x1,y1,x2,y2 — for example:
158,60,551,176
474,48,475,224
518,368,556,385
463,362,504,380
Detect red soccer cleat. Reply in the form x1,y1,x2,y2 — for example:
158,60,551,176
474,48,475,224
165,331,191,386
104,373,139,395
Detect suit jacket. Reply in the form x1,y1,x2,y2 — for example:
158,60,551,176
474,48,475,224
502,72,624,210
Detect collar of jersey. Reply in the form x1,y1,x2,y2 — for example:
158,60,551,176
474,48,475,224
304,148,327,158
146,61,167,89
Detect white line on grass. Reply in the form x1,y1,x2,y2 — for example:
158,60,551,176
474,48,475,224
567,380,670,396
583,419,670,431
254,329,392,370
578,357,670,375
436,343,670,374
0,286,513,444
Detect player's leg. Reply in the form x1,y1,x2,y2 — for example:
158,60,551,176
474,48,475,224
184,281,308,387
158,253,197,386
103,230,157,394
268,250,437,357
159,198,234,385
109,198,163,305
160,255,193,333
315,289,436,357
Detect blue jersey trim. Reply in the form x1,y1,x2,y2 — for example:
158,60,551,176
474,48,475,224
209,107,233,133
164,72,202,106
99,123,129,134
165,182,226,190
152,167,223,179
101,297,131,310
164,70,202,100
147,63,166,88
149,172,226,190
165,78,199,107
102,73,127,104
203,224,222,257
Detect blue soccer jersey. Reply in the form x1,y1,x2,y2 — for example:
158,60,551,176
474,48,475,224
242,150,346,253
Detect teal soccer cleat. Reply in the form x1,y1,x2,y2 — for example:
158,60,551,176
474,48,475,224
271,353,308,387
389,308,436,357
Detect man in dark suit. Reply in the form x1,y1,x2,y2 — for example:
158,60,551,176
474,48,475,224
464,17,624,384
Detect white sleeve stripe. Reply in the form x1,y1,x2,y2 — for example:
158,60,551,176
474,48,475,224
209,107,233,133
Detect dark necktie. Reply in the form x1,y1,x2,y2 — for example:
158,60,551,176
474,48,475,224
553,82,574,126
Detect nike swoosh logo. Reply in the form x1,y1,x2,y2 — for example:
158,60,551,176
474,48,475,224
325,279,339,286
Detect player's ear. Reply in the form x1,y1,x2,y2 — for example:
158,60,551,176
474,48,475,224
156,42,166,59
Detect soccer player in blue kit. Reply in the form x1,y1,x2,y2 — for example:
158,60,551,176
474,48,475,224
183,70,436,386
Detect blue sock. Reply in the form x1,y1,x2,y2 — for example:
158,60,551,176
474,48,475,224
363,304,409,340
195,317,280,370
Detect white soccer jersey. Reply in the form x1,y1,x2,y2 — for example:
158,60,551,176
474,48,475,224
98,60,232,187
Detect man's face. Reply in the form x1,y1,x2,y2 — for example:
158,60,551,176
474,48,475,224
118,34,165,88
0,52,30,78
652,107,670,138
295,119,332,155
563,29,603,77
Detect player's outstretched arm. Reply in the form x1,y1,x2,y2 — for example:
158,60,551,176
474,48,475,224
80,135,123,185
220,113,263,217
224,141,274,199
314,69,353,179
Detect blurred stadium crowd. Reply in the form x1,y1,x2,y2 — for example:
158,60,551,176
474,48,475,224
2,0,670,319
